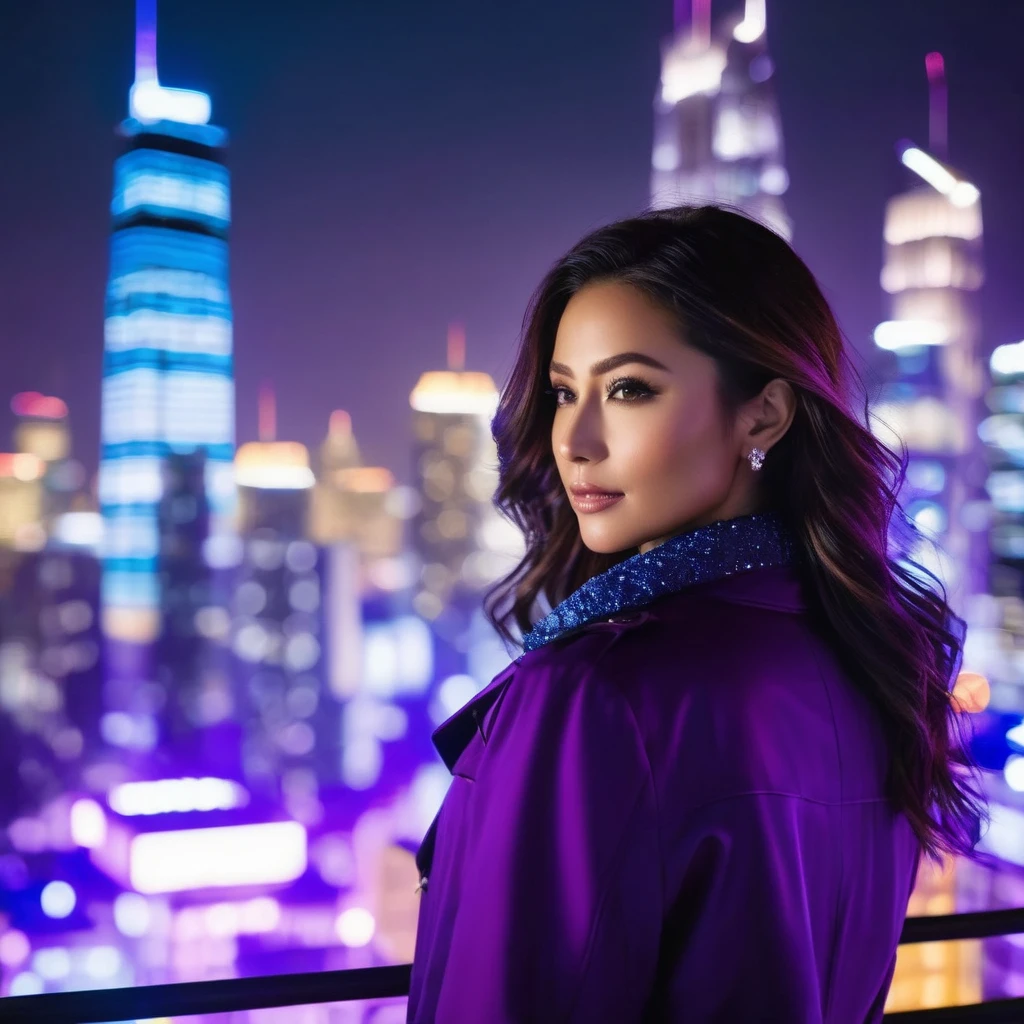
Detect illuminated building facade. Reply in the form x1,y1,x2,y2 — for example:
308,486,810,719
99,0,235,669
151,450,236,761
0,454,45,550
868,137,986,615
11,393,82,539
876,55,990,1015
956,339,1024,1003
408,325,521,643
232,440,336,815
0,547,103,822
651,0,791,239
309,410,404,568
979,340,1024,716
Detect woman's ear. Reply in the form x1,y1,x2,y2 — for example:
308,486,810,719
740,378,796,453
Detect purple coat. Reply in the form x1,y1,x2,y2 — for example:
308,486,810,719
407,564,921,1022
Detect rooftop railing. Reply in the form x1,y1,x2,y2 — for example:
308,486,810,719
2,908,1024,1023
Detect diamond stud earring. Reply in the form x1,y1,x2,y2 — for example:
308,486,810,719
747,447,766,472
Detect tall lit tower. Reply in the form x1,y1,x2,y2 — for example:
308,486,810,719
874,57,988,1014
868,53,986,618
99,0,235,719
408,325,521,643
651,0,791,239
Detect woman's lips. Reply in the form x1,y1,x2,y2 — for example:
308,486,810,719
570,492,624,514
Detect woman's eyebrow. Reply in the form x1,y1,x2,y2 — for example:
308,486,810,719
548,352,670,378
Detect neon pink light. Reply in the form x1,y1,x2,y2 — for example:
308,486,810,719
925,52,948,158
446,323,466,371
11,392,68,419
329,409,351,435
693,0,712,45
259,383,277,442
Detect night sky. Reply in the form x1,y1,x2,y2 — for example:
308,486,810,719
1,0,1022,486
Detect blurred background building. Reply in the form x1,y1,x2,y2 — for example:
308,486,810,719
651,0,791,238
99,0,235,753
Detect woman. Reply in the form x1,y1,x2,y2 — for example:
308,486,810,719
406,205,985,1023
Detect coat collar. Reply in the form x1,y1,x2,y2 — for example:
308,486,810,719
430,513,798,776
432,660,518,773
519,511,795,654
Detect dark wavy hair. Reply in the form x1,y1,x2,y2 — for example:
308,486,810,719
482,204,986,864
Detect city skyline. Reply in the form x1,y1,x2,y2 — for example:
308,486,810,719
1,0,1022,488
0,1,1022,1012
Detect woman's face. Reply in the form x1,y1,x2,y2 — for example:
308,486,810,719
549,280,760,555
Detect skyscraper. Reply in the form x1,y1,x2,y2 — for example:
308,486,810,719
868,54,987,618
99,0,235,729
407,325,521,643
873,55,988,1016
651,0,791,239
982,338,1024,713
232,434,336,812
11,392,81,539
309,410,404,566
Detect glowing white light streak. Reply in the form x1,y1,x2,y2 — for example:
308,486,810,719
661,44,727,105
900,147,979,207
129,820,307,893
110,777,249,816
873,320,948,351
991,341,1024,377
130,79,212,127
733,0,766,42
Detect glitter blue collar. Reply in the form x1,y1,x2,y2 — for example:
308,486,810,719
519,511,795,654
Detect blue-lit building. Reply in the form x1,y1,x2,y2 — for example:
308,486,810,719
99,0,235,741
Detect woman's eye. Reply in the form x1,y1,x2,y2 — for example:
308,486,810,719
607,377,655,401
546,379,655,405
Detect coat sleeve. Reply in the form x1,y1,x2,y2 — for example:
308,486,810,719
653,793,911,1023
431,658,663,1024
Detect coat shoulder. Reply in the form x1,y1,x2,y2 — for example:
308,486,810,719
567,588,876,809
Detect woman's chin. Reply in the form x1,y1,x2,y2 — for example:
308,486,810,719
578,525,636,556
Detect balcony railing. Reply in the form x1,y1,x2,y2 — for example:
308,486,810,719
2,908,1024,1023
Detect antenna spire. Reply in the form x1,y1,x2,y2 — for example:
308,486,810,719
692,0,712,46
258,383,277,442
135,0,159,86
447,323,466,372
925,52,948,158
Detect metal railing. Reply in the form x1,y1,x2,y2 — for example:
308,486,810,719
2,909,1023,1023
